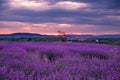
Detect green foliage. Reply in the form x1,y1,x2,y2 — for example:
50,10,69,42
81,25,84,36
115,40,120,45
80,52,108,60
45,51,63,61
55,63,67,71
90,70,106,80
26,48,35,54
0,37,120,46
0,46,3,50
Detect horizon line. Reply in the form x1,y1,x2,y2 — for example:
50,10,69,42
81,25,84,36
0,32,120,36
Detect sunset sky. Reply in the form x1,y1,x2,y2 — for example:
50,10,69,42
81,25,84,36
0,0,120,35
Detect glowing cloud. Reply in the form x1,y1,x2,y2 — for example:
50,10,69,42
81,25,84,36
55,1,89,10
9,0,89,11
9,0,50,10
58,24,71,27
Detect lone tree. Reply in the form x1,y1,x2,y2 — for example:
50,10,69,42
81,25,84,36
57,31,67,42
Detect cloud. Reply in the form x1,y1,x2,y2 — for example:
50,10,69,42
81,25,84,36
58,24,71,28
0,21,120,35
9,0,90,11
54,1,89,10
0,0,120,34
1,8,119,26
9,0,50,11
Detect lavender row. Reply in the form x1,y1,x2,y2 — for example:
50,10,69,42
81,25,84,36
0,42,120,80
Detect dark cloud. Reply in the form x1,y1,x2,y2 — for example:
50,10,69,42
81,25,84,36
0,0,9,7
0,0,7,4
0,8,119,26
0,0,9,12
106,0,120,9
0,0,120,33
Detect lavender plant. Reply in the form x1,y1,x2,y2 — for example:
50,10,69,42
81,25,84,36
0,42,120,80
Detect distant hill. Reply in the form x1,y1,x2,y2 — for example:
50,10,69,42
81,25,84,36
0,33,43,38
0,33,120,38
0,33,56,38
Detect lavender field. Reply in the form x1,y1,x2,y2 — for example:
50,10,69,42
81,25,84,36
0,42,120,80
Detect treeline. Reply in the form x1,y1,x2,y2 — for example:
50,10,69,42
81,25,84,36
95,38,120,46
0,37,120,46
0,37,67,42
70,38,120,46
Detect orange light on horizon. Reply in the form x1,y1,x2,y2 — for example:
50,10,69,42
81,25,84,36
0,28,14,34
